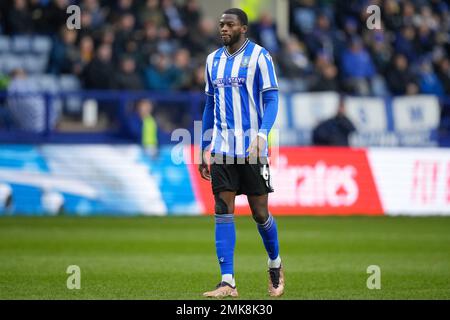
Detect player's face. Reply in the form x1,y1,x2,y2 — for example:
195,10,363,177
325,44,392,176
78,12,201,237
219,14,246,46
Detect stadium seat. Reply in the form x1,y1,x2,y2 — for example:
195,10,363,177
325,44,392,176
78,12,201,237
59,75,81,92
0,36,10,52
34,74,59,92
23,54,49,74
11,36,32,53
1,54,22,73
32,36,52,54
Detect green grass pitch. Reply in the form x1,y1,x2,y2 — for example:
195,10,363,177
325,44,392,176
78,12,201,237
0,216,449,299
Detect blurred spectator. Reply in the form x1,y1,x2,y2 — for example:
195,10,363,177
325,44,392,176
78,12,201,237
41,0,70,33
0,0,447,102
115,56,144,91
49,28,80,75
6,68,60,132
173,48,192,90
383,0,402,31
157,26,179,55
311,63,339,92
79,35,95,71
416,23,435,57
340,37,376,95
6,0,33,34
312,96,356,146
82,43,118,123
334,1,363,31
386,54,417,95
313,51,331,73
250,12,280,54
98,27,116,49
436,58,450,94
79,10,95,38
182,0,202,30
82,43,116,90
402,1,417,27
108,0,136,24
304,12,342,61
366,29,392,76
122,38,143,67
144,53,178,90
188,17,221,56
28,0,48,33
290,0,317,37
342,16,359,41
418,59,444,96
81,0,107,29
139,22,160,62
416,5,440,31
122,99,159,157
161,0,187,38
277,36,312,79
189,64,206,92
138,0,165,28
114,13,137,57
394,26,418,63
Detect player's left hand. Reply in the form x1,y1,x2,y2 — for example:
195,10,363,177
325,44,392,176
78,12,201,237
247,135,266,159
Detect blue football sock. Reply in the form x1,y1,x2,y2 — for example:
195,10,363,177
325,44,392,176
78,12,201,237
215,214,236,277
257,214,279,261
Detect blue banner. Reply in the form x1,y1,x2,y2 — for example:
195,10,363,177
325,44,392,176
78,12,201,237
0,145,199,216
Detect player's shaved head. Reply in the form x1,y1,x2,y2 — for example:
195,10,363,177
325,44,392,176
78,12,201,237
222,8,248,26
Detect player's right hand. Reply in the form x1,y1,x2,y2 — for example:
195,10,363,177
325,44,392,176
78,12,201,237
198,163,211,181
199,150,211,181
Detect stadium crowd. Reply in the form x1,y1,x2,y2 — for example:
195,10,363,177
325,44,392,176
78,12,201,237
0,0,448,96
0,0,449,145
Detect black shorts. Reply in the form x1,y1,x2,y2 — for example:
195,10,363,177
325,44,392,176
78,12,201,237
210,154,274,196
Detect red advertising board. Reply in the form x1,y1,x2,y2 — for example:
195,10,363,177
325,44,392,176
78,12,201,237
188,146,383,215
367,149,450,215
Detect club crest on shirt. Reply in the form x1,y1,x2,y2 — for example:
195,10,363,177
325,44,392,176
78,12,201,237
240,56,250,67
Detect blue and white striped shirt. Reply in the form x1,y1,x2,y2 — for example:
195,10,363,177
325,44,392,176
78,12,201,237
204,39,278,157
